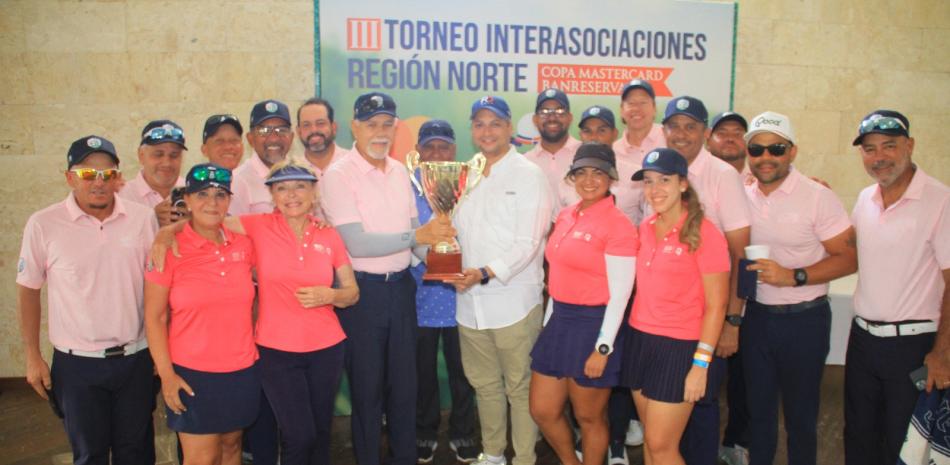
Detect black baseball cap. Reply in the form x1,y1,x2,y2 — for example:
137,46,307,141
536,88,570,112
621,79,656,100
418,119,455,146
663,96,708,126
567,142,618,180
140,119,187,149
67,135,119,168
852,110,910,145
578,106,616,129
632,148,689,181
711,111,748,132
184,163,232,194
354,92,397,121
250,100,291,127
202,114,244,143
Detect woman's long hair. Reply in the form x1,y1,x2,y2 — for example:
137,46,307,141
679,183,705,253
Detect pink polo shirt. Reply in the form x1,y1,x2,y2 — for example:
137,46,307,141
852,167,950,323
612,126,664,226
319,147,418,273
145,225,257,372
117,171,185,208
546,196,638,305
306,144,345,180
524,136,582,201
688,149,751,233
746,168,852,305
630,213,730,340
241,213,350,352
17,194,158,352
613,124,666,167
230,155,275,216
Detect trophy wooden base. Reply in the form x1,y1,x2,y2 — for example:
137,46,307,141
423,250,464,280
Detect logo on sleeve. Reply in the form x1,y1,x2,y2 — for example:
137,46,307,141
17,257,25,273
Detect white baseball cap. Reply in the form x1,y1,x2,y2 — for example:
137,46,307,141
744,111,795,144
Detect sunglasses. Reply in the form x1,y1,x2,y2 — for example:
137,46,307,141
70,168,121,181
143,126,184,141
190,166,232,182
747,143,790,157
253,126,293,137
859,116,907,135
537,107,568,117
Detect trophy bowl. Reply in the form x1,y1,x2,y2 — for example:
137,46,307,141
406,151,485,280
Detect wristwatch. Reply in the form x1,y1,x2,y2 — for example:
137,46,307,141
597,343,611,355
725,314,743,327
478,267,490,285
793,268,808,287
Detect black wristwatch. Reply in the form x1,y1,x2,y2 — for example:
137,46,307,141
725,314,743,327
597,343,611,355
478,267,490,285
793,268,808,287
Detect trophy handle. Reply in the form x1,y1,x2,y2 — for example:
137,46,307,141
465,154,487,193
405,150,424,196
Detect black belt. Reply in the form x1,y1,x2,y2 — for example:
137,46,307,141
354,269,409,282
750,295,828,314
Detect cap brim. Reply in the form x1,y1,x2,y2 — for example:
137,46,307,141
621,85,655,100
251,115,292,127
356,110,397,121
142,139,188,150
418,135,455,146
662,111,704,125
712,114,748,131
851,129,908,146
471,107,510,120
265,174,318,185
568,158,618,180
70,150,120,168
631,166,681,181
578,114,615,129
184,182,232,195
744,128,794,145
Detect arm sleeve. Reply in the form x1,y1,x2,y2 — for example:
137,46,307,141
814,186,852,241
717,168,752,232
335,222,416,258
933,196,950,269
325,229,352,269
15,215,47,289
485,170,554,284
595,255,636,352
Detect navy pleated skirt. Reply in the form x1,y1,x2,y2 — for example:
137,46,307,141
530,300,623,388
620,326,715,403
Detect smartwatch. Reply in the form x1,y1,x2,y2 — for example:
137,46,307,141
478,267,490,285
597,343,611,355
793,268,808,287
725,314,743,327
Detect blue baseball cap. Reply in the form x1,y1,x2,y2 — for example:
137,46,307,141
265,164,318,185
67,135,119,168
250,100,291,127
470,95,511,120
852,110,910,145
710,111,748,132
578,106,616,129
418,119,455,146
141,119,187,149
184,163,232,194
353,92,397,121
663,96,708,126
203,114,243,143
632,148,689,181
621,79,656,100
535,88,570,112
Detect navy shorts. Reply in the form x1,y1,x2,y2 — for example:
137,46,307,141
166,363,261,434
530,300,623,388
620,326,714,403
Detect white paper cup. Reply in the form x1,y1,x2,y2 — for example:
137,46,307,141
745,245,770,261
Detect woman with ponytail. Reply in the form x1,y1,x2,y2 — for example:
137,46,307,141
620,148,730,465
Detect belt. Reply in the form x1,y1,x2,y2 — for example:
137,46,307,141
354,269,409,282
55,339,149,359
854,316,937,337
751,296,828,314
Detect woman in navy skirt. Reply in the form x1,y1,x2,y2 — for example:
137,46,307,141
529,143,638,465
145,163,260,465
621,148,730,465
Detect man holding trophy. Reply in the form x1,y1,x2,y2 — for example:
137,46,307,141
319,92,456,465
443,96,554,465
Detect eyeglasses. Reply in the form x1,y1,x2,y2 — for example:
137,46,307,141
253,126,293,137
70,168,121,181
143,126,184,141
859,116,907,135
190,166,231,182
538,107,568,117
747,143,790,157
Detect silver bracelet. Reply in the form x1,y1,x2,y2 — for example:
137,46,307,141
697,342,715,353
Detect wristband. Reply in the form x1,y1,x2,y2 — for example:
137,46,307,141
697,342,715,353
692,359,710,368
693,353,713,363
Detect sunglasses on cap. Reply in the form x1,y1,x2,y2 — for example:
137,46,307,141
747,143,790,157
859,116,907,134
70,168,121,181
356,95,396,115
143,126,184,141
190,166,232,182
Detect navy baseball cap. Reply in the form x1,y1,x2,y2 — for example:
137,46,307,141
202,114,243,143
141,119,187,149
353,92,397,121
711,111,748,132
663,96,708,125
852,110,910,145
265,163,318,185
470,95,511,120
578,106,616,129
567,142,618,180
621,79,656,100
418,119,455,146
184,163,232,194
632,148,689,181
535,88,570,112
67,135,119,168
250,100,291,127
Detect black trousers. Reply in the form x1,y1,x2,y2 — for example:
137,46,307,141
844,320,935,465
741,302,831,465
339,273,417,465
50,349,156,465
722,348,750,448
416,326,476,441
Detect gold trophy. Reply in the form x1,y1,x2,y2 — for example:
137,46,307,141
406,151,486,280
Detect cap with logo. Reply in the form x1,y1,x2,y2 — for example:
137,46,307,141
470,95,511,120
141,119,187,149
744,111,795,144
567,142,618,180
203,114,244,143
353,92,397,121
632,148,689,181
711,111,748,132
68,135,120,168
184,163,232,194
578,106,616,129
535,88,570,112
621,79,656,100
663,96,708,125
265,163,318,185
418,119,456,146
250,100,291,127
852,109,910,145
